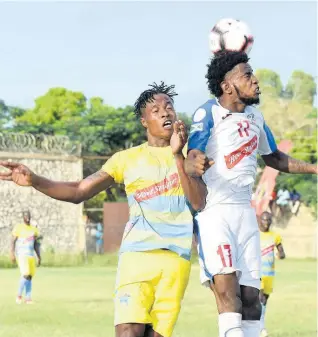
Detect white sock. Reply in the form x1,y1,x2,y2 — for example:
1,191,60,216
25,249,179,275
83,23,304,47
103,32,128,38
218,313,244,337
260,303,266,330
242,320,260,336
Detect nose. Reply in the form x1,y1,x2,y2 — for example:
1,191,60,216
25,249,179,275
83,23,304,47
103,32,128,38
252,74,258,85
160,108,169,118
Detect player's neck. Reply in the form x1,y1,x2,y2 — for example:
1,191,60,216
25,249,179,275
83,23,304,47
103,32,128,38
147,135,170,148
218,96,246,113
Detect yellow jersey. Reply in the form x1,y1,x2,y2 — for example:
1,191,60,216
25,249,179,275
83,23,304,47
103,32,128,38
102,143,193,260
260,230,282,276
12,224,39,257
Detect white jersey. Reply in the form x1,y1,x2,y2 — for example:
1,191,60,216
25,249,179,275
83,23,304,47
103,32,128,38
188,98,277,207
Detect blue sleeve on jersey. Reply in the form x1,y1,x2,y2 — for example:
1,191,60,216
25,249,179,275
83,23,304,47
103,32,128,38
263,123,277,152
188,102,215,153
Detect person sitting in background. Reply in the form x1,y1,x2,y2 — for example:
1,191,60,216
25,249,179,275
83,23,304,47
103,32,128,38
276,186,290,217
289,189,301,215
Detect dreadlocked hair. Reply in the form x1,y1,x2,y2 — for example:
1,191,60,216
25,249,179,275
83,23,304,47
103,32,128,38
206,51,249,97
134,81,178,118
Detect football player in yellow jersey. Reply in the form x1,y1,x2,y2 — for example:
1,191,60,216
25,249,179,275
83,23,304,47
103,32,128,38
259,211,285,337
11,210,41,304
0,82,209,337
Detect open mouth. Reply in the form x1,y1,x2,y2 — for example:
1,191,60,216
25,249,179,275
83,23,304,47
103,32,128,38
163,120,173,129
255,88,261,95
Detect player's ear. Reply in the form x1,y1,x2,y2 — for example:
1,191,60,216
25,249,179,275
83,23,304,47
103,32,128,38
140,116,148,129
221,80,231,94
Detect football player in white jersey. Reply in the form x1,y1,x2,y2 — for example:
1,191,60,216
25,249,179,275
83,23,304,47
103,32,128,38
184,51,317,337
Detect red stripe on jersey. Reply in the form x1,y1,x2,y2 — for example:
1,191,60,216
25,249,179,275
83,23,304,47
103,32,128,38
224,135,258,169
262,244,275,256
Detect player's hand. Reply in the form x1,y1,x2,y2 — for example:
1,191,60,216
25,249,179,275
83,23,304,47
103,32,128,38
37,257,41,267
170,120,188,155
10,252,16,264
0,161,34,186
184,151,214,177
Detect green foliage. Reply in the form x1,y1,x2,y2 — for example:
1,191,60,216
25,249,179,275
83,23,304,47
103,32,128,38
285,70,316,105
255,69,283,96
15,88,87,134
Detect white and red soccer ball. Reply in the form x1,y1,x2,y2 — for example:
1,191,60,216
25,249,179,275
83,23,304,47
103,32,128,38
209,18,254,55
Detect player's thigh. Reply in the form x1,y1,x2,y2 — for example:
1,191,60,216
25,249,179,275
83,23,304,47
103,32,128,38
17,255,33,276
260,276,273,296
28,256,36,277
150,252,191,337
195,207,238,285
236,207,261,289
114,252,159,327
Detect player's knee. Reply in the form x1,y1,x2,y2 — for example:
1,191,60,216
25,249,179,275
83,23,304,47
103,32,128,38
241,287,261,320
116,323,146,337
212,275,242,313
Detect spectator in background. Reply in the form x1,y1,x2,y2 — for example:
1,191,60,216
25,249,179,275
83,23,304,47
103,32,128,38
95,222,104,254
276,186,290,217
289,189,301,215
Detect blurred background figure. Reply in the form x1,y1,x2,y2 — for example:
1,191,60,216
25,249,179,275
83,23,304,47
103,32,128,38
289,189,301,215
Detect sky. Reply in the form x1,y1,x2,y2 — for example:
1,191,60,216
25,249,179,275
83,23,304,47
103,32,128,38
0,1,316,114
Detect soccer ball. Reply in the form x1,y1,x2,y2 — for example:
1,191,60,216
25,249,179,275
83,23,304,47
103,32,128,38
209,18,254,55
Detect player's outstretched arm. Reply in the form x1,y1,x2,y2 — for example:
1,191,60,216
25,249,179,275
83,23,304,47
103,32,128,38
262,150,317,175
171,121,209,211
0,161,115,203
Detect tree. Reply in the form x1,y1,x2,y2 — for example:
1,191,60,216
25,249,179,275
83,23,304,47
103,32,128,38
285,70,316,105
14,88,87,135
255,69,283,97
0,100,9,130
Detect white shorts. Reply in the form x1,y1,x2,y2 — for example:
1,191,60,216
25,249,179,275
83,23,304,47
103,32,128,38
195,204,261,289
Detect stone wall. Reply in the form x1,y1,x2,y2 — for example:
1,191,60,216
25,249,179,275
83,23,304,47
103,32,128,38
0,133,83,255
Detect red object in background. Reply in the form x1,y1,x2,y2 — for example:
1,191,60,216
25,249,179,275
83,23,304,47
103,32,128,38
252,140,293,216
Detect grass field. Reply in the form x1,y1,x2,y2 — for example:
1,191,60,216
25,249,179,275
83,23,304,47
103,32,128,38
1,259,316,337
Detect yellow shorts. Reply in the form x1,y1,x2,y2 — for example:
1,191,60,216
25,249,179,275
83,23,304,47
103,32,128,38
17,255,36,277
114,250,191,337
261,276,274,295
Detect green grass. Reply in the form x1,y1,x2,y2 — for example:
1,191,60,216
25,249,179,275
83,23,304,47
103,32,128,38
0,259,316,337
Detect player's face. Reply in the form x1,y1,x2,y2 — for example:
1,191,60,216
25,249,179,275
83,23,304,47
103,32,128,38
141,94,177,140
228,63,260,105
260,213,272,231
23,212,31,224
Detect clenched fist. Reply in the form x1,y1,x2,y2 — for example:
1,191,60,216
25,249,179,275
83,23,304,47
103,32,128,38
184,150,214,177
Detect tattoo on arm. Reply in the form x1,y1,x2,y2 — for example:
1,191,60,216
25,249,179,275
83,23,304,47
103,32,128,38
262,150,317,174
85,170,107,181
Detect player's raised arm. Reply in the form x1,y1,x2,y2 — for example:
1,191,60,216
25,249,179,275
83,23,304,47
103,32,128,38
258,122,317,175
171,120,208,211
262,150,317,175
0,161,115,204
